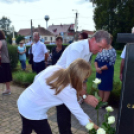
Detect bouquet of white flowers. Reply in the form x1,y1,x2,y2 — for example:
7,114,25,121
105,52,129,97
87,78,116,134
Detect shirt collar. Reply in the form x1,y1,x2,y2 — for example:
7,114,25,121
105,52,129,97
84,39,92,55
35,40,40,45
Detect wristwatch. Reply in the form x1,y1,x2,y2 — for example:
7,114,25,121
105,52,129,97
82,94,87,100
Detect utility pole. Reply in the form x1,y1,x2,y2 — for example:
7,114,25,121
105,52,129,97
75,11,78,41
31,19,33,41
72,9,78,41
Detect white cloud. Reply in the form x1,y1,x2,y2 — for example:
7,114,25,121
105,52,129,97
75,0,89,5
0,0,40,3
0,0,95,31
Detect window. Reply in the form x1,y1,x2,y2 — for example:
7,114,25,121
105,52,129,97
45,37,47,40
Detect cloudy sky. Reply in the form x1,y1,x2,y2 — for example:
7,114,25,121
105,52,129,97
0,0,95,32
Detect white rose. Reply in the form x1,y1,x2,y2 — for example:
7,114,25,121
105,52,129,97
108,116,115,125
93,78,101,84
105,106,114,112
85,122,94,130
97,128,106,134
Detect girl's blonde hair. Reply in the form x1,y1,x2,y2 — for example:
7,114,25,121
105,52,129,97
46,59,91,95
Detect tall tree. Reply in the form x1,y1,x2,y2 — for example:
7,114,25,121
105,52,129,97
89,0,134,49
0,16,12,35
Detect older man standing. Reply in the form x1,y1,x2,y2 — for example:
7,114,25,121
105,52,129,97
32,32,48,74
120,27,134,81
56,30,111,134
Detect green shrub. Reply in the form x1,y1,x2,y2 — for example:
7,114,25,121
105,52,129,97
26,46,31,57
13,71,36,87
16,35,24,44
25,44,69,57
108,81,122,108
46,44,69,52
89,81,122,108
7,45,18,70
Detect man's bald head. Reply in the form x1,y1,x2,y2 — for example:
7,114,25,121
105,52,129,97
33,32,40,43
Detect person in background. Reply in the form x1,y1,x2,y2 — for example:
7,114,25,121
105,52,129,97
78,32,88,40
32,32,48,74
18,40,26,71
94,34,116,107
28,43,35,72
56,30,110,134
25,37,32,46
40,37,45,43
17,59,99,134
45,49,52,67
51,36,65,65
0,30,12,95
120,27,134,81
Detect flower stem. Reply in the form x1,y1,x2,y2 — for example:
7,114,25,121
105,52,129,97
97,109,99,125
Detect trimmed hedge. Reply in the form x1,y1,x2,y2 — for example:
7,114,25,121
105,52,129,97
13,71,36,87
7,45,18,70
46,44,69,52
25,44,69,57
89,81,122,108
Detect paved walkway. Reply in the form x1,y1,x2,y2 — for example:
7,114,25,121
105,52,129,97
0,84,118,134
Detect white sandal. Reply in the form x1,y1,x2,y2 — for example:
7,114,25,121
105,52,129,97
2,90,11,95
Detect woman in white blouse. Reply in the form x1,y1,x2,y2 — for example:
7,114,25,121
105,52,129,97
17,59,98,134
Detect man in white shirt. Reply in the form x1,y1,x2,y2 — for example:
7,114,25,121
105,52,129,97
56,30,111,134
120,45,126,81
120,27,134,81
32,32,48,74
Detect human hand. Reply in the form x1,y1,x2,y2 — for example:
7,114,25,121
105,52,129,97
96,68,102,74
84,95,99,108
89,119,99,130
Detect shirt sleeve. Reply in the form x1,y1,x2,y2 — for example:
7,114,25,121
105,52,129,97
107,49,116,68
32,45,33,54
56,87,90,126
43,44,48,54
121,45,126,59
65,50,81,68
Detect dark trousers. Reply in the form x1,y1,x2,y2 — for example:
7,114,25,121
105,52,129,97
33,61,45,74
20,115,52,134
57,104,72,134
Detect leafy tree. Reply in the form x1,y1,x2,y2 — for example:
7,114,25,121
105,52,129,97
89,0,134,49
0,16,11,35
16,35,24,44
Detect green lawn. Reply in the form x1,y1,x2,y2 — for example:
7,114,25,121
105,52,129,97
87,51,122,93
14,51,122,91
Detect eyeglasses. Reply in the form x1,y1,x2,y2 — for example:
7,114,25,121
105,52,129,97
19,43,23,44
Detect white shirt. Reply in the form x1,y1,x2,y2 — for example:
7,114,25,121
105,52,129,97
56,39,92,68
121,45,126,59
32,41,48,62
17,65,90,126
26,40,32,46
